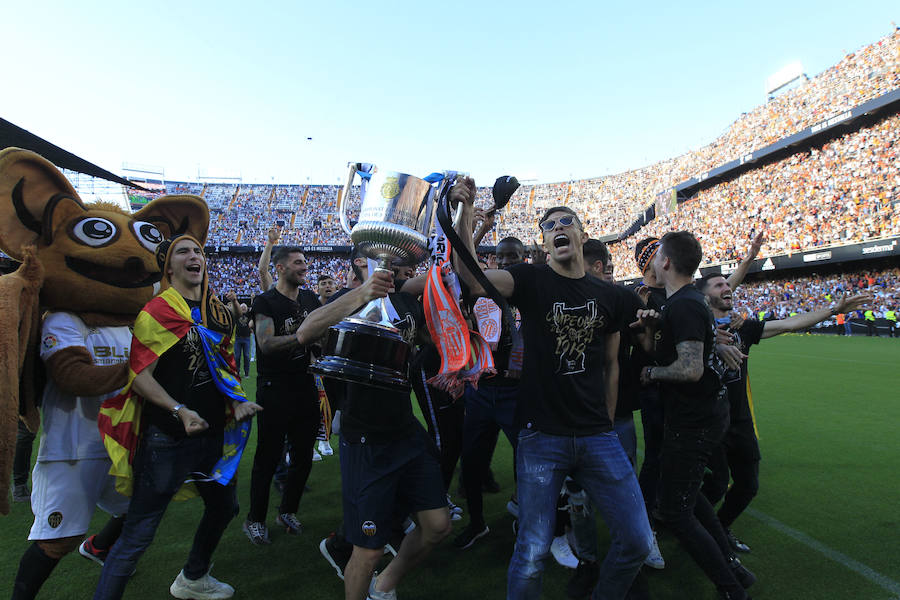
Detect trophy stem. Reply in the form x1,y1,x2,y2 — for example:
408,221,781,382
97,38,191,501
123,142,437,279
348,255,397,331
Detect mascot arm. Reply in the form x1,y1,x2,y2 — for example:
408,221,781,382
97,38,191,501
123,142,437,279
44,347,129,396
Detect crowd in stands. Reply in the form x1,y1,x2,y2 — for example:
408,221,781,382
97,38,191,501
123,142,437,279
206,253,349,298
607,111,900,280
733,267,899,324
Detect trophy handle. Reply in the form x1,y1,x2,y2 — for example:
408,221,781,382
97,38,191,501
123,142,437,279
338,162,359,237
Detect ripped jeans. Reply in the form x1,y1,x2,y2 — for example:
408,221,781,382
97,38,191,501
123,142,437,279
507,429,652,600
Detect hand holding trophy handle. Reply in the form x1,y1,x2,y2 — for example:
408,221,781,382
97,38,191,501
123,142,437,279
338,162,360,237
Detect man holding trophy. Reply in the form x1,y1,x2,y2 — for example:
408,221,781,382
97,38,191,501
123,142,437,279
300,166,456,600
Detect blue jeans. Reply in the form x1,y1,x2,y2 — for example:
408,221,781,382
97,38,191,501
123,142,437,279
507,430,652,600
234,336,252,377
93,427,237,600
567,414,638,562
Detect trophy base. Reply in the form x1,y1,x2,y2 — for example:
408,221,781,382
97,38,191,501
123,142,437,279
309,320,411,393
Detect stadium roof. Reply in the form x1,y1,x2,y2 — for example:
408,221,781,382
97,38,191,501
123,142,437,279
0,117,145,190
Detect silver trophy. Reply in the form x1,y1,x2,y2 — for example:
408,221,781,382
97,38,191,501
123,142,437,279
309,163,454,391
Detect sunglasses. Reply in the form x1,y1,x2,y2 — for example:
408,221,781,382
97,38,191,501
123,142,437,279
539,215,576,231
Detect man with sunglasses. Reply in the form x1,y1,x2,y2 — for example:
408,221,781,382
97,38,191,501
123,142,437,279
450,178,652,600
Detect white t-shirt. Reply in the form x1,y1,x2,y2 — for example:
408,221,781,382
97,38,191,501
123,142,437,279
37,312,132,462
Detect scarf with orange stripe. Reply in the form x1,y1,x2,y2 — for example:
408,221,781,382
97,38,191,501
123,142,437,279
98,236,250,497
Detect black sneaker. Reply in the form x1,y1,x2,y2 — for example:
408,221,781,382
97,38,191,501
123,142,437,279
566,561,599,599
453,523,490,550
320,533,352,580
728,555,757,589
726,528,751,553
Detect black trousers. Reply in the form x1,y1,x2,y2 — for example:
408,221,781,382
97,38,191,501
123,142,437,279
248,377,320,522
637,385,665,521
658,422,742,595
702,420,761,529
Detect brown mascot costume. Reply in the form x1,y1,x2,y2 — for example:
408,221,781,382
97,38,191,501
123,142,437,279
0,147,208,599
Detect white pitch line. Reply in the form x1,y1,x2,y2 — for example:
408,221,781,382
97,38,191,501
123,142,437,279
745,508,900,599
633,448,900,597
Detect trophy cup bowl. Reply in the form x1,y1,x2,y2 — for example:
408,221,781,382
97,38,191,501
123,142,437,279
309,164,441,392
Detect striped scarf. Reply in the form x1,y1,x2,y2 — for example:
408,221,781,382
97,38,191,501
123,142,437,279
98,286,250,498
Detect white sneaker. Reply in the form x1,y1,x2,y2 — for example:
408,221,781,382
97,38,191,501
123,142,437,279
644,531,665,569
367,573,398,600
169,569,234,599
318,440,334,456
550,535,579,569
312,449,323,462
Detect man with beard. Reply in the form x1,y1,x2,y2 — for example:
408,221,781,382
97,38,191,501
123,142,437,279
453,236,526,550
453,176,652,600
696,273,870,553
243,247,322,544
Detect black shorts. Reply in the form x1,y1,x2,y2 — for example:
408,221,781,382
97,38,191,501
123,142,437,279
340,424,446,549
722,419,761,462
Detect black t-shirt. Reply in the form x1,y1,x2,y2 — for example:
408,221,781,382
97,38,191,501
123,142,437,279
654,284,728,429
251,287,321,384
724,319,764,423
235,312,252,338
329,288,424,443
144,299,225,440
616,285,645,417
508,264,624,436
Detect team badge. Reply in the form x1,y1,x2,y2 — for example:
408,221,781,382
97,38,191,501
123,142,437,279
48,512,63,528
42,335,58,351
380,176,400,200
362,520,377,537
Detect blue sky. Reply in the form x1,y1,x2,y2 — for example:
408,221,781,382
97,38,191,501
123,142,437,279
3,1,897,185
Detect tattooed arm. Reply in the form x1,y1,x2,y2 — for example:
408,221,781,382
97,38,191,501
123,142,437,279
255,314,300,355
641,340,704,384
603,331,620,422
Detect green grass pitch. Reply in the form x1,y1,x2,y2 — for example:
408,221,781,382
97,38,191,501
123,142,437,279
2,335,898,599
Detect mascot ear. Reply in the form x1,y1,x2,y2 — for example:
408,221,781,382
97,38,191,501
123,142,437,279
135,195,209,246
0,147,82,259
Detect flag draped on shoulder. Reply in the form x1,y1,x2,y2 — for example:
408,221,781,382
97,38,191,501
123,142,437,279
98,286,251,498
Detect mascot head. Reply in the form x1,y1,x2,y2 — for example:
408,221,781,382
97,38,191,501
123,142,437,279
0,147,208,315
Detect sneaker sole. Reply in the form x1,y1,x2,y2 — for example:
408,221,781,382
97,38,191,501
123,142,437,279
78,544,105,566
319,538,346,581
456,527,490,550
169,584,234,599
644,558,665,570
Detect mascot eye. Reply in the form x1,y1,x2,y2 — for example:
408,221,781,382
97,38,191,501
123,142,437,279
72,218,117,247
132,221,164,250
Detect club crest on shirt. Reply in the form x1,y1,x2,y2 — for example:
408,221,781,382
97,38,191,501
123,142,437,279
48,512,63,528
545,300,603,376
42,334,58,351
362,520,377,537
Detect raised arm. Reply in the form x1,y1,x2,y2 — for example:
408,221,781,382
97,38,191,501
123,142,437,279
451,178,514,299
761,293,871,339
726,231,764,291
258,226,280,291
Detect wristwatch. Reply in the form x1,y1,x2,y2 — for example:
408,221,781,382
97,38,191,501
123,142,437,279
171,404,185,419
